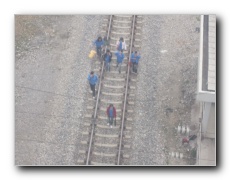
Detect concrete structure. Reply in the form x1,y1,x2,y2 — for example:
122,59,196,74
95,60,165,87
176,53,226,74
196,15,216,165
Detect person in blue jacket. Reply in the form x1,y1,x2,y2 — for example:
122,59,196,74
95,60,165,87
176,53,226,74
131,51,141,73
114,50,125,73
94,36,104,58
87,71,98,99
103,49,112,72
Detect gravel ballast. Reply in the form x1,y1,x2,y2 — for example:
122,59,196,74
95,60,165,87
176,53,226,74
130,15,200,165
15,15,103,165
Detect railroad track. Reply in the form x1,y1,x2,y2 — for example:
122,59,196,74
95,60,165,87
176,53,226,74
77,15,142,165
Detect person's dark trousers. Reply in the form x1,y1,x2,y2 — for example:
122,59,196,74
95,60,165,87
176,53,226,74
105,62,110,71
108,117,113,125
96,47,102,58
89,83,96,97
133,63,138,73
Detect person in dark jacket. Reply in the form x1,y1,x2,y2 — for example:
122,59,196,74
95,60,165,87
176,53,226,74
103,49,112,72
87,71,98,99
114,50,125,73
116,37,127,51
103,36,110,47
94,36,104,58
130,51,141,73
106,104,116,128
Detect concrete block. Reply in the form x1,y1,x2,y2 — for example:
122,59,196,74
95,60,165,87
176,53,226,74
209,53,216,59
208,71,216,78
209,42,216,48
209,32,216,38
209,14,215,18
209,47,216,53
209,59,216,65
208,83,216,91
209,26,216,33
208,77,216,84
209,22,216,27
209,15,216,21
208,64,216,71
209,37,216,43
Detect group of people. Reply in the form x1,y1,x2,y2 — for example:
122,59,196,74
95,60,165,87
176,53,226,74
94,36,141,73
87,36,141,128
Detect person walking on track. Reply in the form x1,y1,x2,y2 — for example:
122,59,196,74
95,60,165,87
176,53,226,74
116,37,127,51
114,50,125,73
87,71,98,99
131,51,141,73
94,36,104,59
106,104,117,128
103,49,112,72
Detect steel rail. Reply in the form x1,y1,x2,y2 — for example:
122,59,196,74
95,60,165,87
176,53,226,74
86,15,113,165
117,15,136,165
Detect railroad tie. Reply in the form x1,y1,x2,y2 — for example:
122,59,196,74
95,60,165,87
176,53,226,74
111,31,131,35
112,20,132,24
124,145,131,149
123,154,130,159
96,124,120,129
94,143,118,148
126,117,133,121
98,115,121,121
86,106,94,110
110,36,130,41
81,141,88,145
130,78,137,82
134,32,142,36
93,152,116,157
84,114,93,118
100,99,123,104
79,150,86,154
135,26,142,29
103,84,124,89
133,44,141,48
110,63,127,67
114,15,132,18
95,133,119,138
128,93,135,97
104,71,126,74
125,126,132,130
95,61,102,65
124,135,131,139
77,159,85,164
128,101,135,105
111,50,128,54
82,132,90,135
112,25,131,29
129,86,136,90
127,109,134,113
84,123,91,127
101,92,124,96
134,39,141,42
94,68,101,72
100,107,122,112
90,161,115,166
